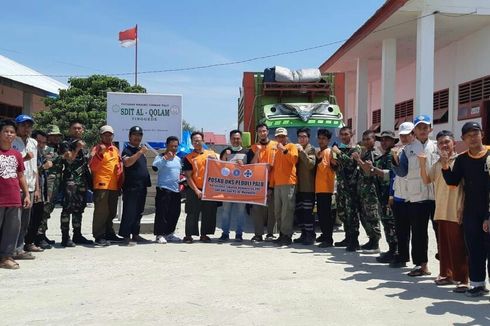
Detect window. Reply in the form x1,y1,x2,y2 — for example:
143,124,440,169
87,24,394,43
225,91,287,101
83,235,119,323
433,89,449,124
458,75,490,120
369,109,381,132
394,99,414,129
0,102,22,120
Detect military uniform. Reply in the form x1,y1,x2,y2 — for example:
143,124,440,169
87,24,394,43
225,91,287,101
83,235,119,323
335,145,362,248
374,151,397,247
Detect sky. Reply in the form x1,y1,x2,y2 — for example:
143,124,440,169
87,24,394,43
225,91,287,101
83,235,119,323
1,0,385,135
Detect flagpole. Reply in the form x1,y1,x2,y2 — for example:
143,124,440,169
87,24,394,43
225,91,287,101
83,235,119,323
135,24,138,86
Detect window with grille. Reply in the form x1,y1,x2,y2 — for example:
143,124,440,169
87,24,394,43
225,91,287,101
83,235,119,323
433,89,449,124
394,99,414,129
369,109,381,132
458,75,490,120
0,102,22,120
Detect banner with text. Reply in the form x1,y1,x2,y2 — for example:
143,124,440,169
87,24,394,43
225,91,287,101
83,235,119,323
107,92,182,143
202,159,268,206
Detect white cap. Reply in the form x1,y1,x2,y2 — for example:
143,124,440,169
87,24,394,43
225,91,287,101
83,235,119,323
398,122,415,135
99,125,114,135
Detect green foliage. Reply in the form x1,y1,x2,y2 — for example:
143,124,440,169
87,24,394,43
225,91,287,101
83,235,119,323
35,75,146,146
182,119,198,133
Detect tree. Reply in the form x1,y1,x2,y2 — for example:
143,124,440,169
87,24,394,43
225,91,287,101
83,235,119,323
35,75,146,146
182,119,198,133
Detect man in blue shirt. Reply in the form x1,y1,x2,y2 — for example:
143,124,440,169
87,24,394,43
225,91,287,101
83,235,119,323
119,126,151,246
153,136,182,244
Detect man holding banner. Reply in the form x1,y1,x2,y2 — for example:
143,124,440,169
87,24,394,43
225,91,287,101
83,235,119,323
182,132,219,244
218,130,249,243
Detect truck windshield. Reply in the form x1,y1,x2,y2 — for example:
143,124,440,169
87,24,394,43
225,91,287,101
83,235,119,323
268,127,341,148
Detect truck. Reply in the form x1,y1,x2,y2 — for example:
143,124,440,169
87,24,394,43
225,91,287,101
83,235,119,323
238,70,346,146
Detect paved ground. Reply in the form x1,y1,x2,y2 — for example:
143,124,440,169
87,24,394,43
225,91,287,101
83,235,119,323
1,205,489,325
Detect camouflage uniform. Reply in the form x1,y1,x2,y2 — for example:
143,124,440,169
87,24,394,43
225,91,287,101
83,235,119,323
374,151,397,246
355,149,382,241
335,145,361,243
38,144,63,235
59,138,91,233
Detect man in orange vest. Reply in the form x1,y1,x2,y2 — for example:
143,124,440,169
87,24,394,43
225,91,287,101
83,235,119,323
182,131,219,244
89,125,124,246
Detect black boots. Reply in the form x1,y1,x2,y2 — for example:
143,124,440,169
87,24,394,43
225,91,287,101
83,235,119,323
61,231,76,248
73,229,94,245
376,242,397,263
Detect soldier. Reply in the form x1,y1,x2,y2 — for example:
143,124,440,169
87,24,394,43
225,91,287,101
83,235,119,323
351,130,382,254
59,120,93,247
35,125,64,249
331,126,362,252
358,130,398,261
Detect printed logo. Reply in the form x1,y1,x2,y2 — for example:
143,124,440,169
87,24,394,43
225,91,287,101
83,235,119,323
243,169,253,178
221,167,230,177
232,169,241,177
112,104,121,113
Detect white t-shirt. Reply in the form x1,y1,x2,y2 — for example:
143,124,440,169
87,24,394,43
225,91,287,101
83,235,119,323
12,137,38,192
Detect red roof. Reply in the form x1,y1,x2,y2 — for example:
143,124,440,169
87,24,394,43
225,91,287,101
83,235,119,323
203,132,227,145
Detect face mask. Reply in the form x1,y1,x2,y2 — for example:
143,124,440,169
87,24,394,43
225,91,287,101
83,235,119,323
231,146,242,151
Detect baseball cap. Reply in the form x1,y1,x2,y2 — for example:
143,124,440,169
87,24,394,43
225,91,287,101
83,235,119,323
461,121,482,136
376,130,399,143
15,114,34,124
275,127,288,137
47,125,62,135
413,114,431,127
129,126,143,135
99,125,114,135
398,122,415,135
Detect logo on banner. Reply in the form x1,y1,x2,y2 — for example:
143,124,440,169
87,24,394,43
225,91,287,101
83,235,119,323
221,167,231,177
232,169,241,177
111,105,121,113
243,169,253,178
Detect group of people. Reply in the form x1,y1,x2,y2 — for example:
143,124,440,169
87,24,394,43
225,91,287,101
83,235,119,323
0,113,489,299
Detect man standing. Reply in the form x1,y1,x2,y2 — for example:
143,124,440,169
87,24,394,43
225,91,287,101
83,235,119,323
36,125,63,249
443,122,489,297
0,119,30,269
315,129,336,248
182,131,219,243
59,120,93,247
272,127,298,246
218,130,249,243
12,114,38,260
248,123,277,243
89,125,124,246
331,126,362,252
293,128,316,245
153,136,182,244
119,126,151,246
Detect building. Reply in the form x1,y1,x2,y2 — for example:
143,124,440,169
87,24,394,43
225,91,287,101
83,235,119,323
0,55,67,119
319,0,490,144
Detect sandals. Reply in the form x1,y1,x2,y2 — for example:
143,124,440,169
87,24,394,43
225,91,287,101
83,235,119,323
0,257,20,270
408,267,432,277
434,278,454,286
453,285,469,293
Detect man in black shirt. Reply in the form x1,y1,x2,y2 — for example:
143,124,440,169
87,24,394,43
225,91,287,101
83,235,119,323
442,121,490,297
119,126,151,245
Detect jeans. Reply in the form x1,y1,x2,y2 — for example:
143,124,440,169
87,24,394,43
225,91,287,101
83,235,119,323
221,202,246,236
317,193,333,243
119,188,147,238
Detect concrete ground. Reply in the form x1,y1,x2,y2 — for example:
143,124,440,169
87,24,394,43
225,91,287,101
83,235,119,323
1,205,489,326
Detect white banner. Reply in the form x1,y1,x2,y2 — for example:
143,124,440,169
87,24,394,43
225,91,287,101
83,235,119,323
106,92,182,143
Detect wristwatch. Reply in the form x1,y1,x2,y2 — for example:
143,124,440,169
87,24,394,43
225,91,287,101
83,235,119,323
283,149,288,154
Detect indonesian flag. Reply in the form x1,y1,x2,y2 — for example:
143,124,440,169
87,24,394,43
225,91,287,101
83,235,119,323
119,26,137,47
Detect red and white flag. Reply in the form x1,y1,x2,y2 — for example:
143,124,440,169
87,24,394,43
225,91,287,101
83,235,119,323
119,26,137,48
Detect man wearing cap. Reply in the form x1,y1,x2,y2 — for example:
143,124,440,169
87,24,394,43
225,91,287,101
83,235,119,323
12,114,38,260
59,120,93,247
443,122,490,297
358,130,399,262
272,127,298,246
392,115,438,277
89,125,124,246
36,125,64,249
119,126,151,245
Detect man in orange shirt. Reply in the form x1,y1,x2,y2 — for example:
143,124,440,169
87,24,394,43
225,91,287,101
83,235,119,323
315,129,336,248
182,131,219,244
272,127,298,246
248,123,277,242
89,125,123,246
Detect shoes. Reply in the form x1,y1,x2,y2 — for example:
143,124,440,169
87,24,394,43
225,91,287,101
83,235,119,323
37,239,52,250
346,242,360,252
61,234,76,248
274,235,292,246
334,238,349,247
105,233,124,243
302,233,316,245
389,256,408,268
293,232,306,244
72,233,94,245
122,237,137,246
165,233,181,243
218,234,229,243
465,286,489,297
13,251,35,260
318,242,333,248
200,235,211,243
316,234,331,243
361,239,380,254
24,243,44,252
156,235,167,244
376,250,396,263
251,235,263,243
273,234,284,245
264,234,276,242
183,236,193,244
235,234,243,242
44,236,55,245
132,235,151,243
94,238,110,247
0,257,19,270
407,266,431,277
